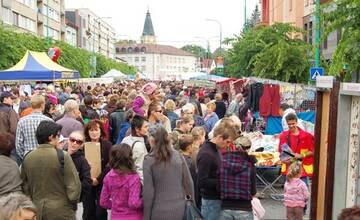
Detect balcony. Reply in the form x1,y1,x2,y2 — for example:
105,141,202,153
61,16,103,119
2,0,12,8
37,13,44,24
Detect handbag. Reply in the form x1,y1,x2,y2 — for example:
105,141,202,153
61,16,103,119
179,152,203,220
252,197,265,220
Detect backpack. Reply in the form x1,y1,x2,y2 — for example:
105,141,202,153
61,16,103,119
219,151,253,201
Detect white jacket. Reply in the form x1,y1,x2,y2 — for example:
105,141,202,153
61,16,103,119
121,135,148,183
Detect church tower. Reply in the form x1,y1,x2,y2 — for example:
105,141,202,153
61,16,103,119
141,10,157,44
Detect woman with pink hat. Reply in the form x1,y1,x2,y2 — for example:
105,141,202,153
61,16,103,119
132,83,158,117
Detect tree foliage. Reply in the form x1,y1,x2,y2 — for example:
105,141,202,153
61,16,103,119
181,44,208,58
0,26,136,78
226,23,312,83
323,0,360,77
245,5,261,30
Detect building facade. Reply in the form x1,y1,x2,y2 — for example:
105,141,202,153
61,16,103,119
260,0,339,61
116,44,196,80
65,23,77,47
116,11,196,80
65,8,116,59
0,0,65,41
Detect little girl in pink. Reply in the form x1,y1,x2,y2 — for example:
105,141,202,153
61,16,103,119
100,143,143,220
284,161,310,220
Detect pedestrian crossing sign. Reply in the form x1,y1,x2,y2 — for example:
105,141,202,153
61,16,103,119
310,67,325,81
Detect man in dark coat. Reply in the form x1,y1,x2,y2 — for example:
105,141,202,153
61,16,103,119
109,99,127,144
21,121,81,220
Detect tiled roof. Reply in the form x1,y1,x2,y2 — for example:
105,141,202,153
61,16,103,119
116,43,195,57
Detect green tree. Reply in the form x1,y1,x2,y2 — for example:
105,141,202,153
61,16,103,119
246,5,261,29
181,44,208,58
323,0,360,78
227,23,312,83
0,26,136,78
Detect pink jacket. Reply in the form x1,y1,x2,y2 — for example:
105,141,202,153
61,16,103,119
100,169,143,220
284,178,309,208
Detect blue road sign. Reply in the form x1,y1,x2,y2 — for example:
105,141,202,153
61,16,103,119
310,67,325,81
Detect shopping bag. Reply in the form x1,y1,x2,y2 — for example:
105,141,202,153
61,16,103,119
252,197,265,220
183,198,203,220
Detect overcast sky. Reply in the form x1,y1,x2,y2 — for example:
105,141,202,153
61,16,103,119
66,0,258,51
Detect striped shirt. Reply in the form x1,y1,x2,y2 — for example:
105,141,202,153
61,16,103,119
15,112,53,159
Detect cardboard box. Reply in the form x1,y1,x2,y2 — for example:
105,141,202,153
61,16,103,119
84,142,102,178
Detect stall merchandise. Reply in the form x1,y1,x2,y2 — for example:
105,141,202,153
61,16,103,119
244,132,280,167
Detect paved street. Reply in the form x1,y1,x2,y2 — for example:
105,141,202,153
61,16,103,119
75,193,310,220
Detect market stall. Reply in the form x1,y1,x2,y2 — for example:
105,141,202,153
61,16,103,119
0,50,80,80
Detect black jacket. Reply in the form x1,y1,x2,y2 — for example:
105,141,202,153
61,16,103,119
215,101,226,119
196,141,221,200
97,139,112,185
109,109,126,144
70,150,92,201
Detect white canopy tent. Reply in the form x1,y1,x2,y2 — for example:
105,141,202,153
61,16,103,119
101,69,127,79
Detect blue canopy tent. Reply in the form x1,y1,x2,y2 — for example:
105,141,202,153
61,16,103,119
0,50,80,80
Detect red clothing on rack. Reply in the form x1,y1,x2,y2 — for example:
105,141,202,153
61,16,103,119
259,84,281,117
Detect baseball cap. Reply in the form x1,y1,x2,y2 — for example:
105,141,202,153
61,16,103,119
0,91,16,100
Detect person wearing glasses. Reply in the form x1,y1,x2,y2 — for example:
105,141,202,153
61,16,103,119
147,102,171,133
67,131,92,209
83,119,112,220
20,120,81,220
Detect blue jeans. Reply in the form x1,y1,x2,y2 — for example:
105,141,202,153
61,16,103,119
220,209,254,220
201,199,222,220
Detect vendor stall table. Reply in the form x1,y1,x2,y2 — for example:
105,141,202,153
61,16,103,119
256,166,284,200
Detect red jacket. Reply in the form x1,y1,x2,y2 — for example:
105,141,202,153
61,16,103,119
278,127,314,177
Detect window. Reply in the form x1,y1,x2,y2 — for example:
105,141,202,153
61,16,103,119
135,57,139,62
16,0,36,9
1,7,12,24
141,47,146,52
121,47,126,53
115,48,120,53
323,36,328,49
82,37,87,47
127,47,133,53
289,0,293,11
304,23,308,42
134,47,140,52
141,65,146,71
141,57,146,62
43,25,59,40
43,5,59,22
308,22,313,45
13,12,19,26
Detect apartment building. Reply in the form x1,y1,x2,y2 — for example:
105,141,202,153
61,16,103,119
260,0,339,61
0,0,65,41
65,8,116,59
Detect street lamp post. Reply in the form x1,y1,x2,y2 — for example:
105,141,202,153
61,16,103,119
315,0,321,67
91,16,111,78
206,19,222,54
206,18,223,76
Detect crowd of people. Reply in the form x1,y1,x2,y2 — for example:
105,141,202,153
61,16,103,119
0,79,349,220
